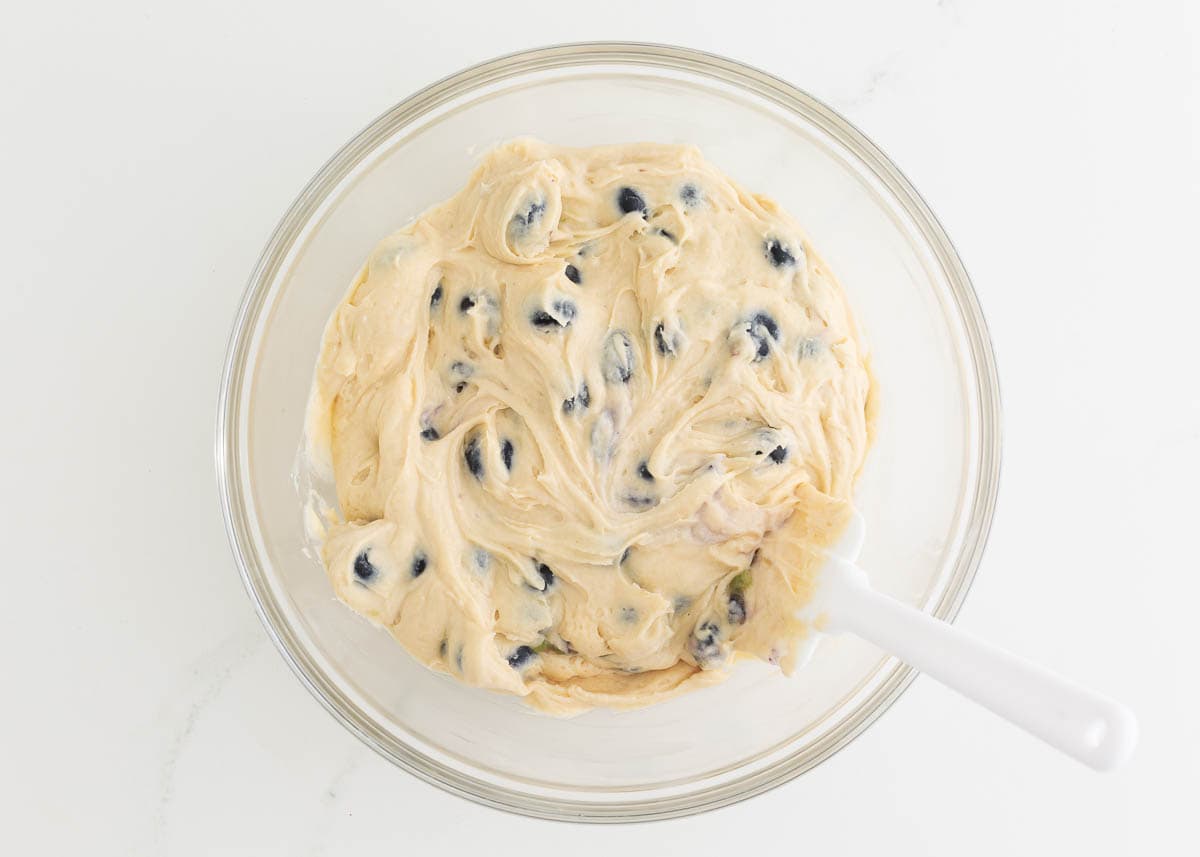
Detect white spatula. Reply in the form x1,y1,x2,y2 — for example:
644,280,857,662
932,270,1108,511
806,513,1137,771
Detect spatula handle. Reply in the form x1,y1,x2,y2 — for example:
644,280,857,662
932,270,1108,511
822,557,1137,771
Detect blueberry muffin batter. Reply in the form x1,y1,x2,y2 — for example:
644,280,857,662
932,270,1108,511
307,140,874,714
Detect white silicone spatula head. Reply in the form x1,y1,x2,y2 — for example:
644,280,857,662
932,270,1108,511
804,513,1137,772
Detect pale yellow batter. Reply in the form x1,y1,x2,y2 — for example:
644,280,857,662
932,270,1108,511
307,139,874,714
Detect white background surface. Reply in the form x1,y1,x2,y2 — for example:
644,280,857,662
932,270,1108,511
2,1,1198,853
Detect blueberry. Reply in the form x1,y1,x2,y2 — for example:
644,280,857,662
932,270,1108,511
728,591,747,625
353,551,377,582
680,184,700,207
765,239,796,268
623,494,657,509
689,621,723,666
617,186,647,216
654,322,678,357
753,312,780,341
450,361,473,379
564,263,581,284
455,645,464,672
464,436,483,479
637,461,654,481
520,200,545,227
459,295,476,313
501,439,514,471
653,324,667,351
507,645,536,669
601,330,636,384
656,227,677,243
563,382,590,415
768,445,788,464
619,606,638,623
746,313,781,361
439,638,448,658
473,548,491,571
536,562,555,590
420,426,440,441
411,551,428,578
508,200,547,240
430,283,443,309
530,299,577,329
673,595,692,613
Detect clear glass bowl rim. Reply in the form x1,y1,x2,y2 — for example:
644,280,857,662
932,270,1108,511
215,41,1003,823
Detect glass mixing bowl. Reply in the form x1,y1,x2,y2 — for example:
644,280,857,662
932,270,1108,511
217,42,1001,821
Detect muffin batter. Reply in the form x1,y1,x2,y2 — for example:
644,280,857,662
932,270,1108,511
307,140,874,714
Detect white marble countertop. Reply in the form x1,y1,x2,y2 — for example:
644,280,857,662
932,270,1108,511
3,1,1197,853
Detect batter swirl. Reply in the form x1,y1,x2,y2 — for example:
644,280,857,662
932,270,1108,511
307,140,874,713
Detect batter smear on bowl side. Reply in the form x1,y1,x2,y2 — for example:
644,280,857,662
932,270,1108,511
306,139,875,714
